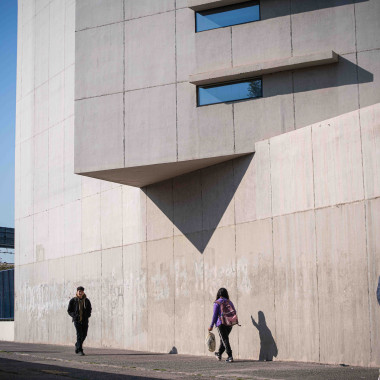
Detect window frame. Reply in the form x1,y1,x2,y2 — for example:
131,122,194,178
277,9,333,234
196,77,263,107
195,1,261,33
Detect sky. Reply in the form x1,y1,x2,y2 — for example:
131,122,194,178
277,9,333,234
0,0,17,228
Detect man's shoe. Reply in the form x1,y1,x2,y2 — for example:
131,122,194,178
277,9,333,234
226,357,234,363
215,352,221,361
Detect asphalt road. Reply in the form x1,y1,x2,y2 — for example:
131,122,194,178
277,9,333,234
0,341,378,380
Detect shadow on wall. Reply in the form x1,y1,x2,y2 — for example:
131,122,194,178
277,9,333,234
143,154,253,253
260,0,368,21
251,311,278,362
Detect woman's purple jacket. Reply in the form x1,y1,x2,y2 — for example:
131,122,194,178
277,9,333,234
210,297,236,328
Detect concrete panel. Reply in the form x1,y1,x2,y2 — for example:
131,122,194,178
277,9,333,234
124,0,175,20
232,15,291,67
81,194,101,253
123,243,148,351
82,176,101,198
20,0,35,25
49,123,64,209
203,226,237,357
174,233,205,355
14,143,21,220
358,49,380,109
49,0,65,78
0,322,14,341
16,10,23,103
34,5,49,88
173,170,202,236
48,257,66,344
101,247,124,348
64,0,75,68
316,202,370,366
312,110,364,208
33,131,49,214
64,200,82,257
20,139,34,218
234,71,294,153
21,19,35,96
292,1,355,56
366,198,380,366
48,72,64,128
75,94,124,173
177,82,234,161
176,0,188,8
176,8,196,82
125,85,177,167
270,126,314,217
293,53,359,129
122,186,147,245
77,251,102,347
355,0,380,52
201,161,235,231
147,238,175,353
125,12,175,90
360,103,380,200
146,180,173,241
75,22,124,99
236,219,275,360
34,82,49,135
76,0,124,31
19,216,34,265
20,91,34,143
101,187,123,250
35,0,49,14
32,261,49,343
34,211,48,263
100,180,121,193
64,117,82,204
48,206,64,260
195,27,231,74
64,65,75,120
273,211,319,362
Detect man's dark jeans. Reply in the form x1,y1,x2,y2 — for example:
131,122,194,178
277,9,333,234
217,325,233,357
74,321,88,352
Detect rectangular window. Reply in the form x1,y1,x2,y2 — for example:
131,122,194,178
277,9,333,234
196,1,260,32
197,78,262,106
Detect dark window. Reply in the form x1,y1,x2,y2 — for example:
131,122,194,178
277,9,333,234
197,78,262,106
196,1,260,32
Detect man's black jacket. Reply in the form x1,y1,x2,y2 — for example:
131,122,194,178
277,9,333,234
67,297,92,323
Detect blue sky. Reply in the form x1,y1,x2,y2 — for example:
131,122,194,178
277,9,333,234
0,0,17,228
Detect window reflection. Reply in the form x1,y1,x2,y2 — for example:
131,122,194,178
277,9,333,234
196,1,260,32
197,78,262,106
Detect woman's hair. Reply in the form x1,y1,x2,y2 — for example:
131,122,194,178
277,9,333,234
216,288,229,300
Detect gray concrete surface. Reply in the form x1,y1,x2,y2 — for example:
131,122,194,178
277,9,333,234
0,341,378,380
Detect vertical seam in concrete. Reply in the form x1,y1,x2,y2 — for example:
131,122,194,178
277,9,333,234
232,159,239,358
123,1,126,167
200,169,206,355
292,72,296,130
230,27,233,67
290,1,296,130
145,187,149,351
354,2,372,362
310,126,321,362
268,141,277,340
174,4,179,161
172,179,176,348
100,191,103,346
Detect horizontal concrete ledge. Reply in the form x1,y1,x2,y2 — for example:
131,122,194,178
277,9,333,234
189,51,339,86
188,0,252,11
77,153,250,188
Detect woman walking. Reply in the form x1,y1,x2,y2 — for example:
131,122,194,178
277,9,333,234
208,288,238,363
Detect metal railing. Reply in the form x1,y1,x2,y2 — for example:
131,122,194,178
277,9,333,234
0,269,14,320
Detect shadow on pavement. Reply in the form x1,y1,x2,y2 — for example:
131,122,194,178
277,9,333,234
0,357,162,380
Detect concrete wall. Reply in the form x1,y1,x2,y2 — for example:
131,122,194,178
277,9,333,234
0,322,14,342
74,0,379,186
15,0,380,368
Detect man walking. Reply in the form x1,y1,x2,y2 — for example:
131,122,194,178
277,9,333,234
67,286,92,355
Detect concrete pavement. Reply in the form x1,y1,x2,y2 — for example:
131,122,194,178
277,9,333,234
0,341,378,380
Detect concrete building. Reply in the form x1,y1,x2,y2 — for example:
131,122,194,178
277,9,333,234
14,0,380,367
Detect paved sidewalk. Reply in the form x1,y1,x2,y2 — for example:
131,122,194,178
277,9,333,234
0,341,378,380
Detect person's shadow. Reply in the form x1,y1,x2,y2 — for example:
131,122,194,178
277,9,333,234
251,311,278,361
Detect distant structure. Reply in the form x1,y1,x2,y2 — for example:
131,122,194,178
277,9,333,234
0,227,14,249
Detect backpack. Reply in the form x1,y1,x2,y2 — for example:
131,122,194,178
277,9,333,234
215,299,239,326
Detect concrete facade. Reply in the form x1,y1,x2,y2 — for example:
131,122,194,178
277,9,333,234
15,0,380,367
